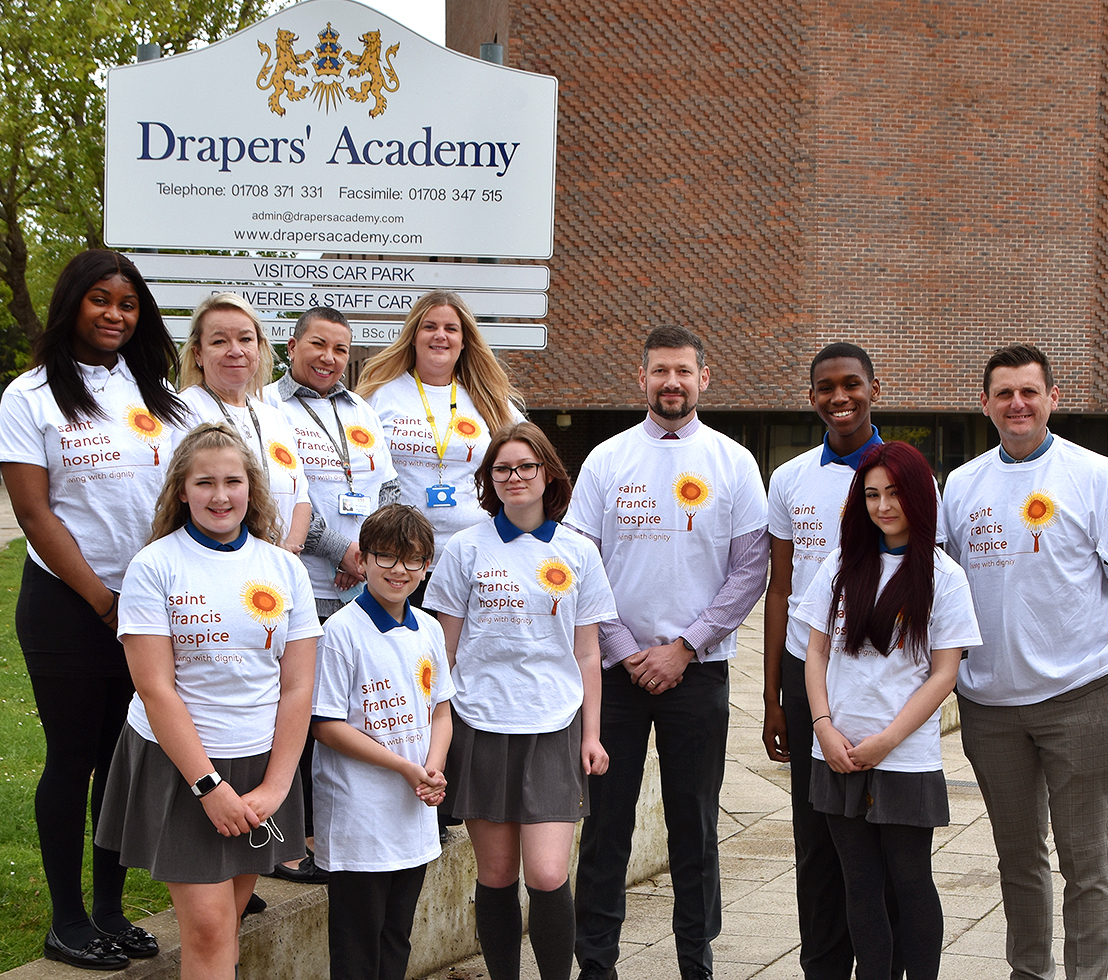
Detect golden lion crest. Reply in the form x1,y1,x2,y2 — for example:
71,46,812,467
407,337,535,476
344,31,401,118
256,28,313,117
256,24,401,118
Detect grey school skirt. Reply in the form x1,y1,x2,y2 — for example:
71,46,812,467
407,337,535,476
96,724,305,883
446,708,588,824
810,758,949,828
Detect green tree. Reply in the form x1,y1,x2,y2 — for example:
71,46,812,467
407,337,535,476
0,0,279,368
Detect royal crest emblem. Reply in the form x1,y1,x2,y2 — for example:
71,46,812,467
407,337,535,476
256,24,401,118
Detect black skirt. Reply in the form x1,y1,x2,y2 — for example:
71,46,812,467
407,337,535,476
16,557,129,677
446,709,588,824
96,724,305,883
810,758,949,828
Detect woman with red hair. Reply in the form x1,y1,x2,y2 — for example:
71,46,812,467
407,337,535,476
796,442,980,980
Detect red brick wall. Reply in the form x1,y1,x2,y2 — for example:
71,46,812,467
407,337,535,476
448,0,1107,413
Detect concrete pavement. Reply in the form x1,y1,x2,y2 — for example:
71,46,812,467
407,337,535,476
420,603,1067,980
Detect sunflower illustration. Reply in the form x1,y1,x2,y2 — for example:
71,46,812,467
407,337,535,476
451,415,482,461
241,580,287,649
346,425,376,469
268,441,299,491
537,558,574,615
672,472,713,531
1020,490,1057,553
415,655,436,723
125,405,164,465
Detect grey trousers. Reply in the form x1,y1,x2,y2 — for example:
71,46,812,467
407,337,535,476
959,675,1108,980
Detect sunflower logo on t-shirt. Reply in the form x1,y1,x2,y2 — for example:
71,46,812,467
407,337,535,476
124,405,164,465
450,415,482,461
1020,489,1057,553
345,425,376,470
268,441,299,492
241,580,288,649
673,472,713,531
415,655,436,723
537,558,574,615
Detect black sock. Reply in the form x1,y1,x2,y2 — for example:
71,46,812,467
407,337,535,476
475,880,522,980
527,879,574,980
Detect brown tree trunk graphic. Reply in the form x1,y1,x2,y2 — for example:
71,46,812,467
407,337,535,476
686,512,694,531
1032,532,1041,553
152,444,160,466
466,445,474,462
369,455,375,471
264,625,276,649
550,598,560,616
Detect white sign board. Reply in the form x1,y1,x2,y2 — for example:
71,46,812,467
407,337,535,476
104,0,557,258
126,253,550,291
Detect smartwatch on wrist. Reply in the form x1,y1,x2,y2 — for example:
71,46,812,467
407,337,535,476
679,636,695,654
191,772,223,798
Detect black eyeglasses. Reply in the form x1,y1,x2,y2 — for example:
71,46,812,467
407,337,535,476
369,552,428,571
490,462,543,482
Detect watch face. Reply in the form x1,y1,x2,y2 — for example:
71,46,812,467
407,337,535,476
193,773,220,796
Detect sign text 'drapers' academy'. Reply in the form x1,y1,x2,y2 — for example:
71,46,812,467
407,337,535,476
104,0,557,258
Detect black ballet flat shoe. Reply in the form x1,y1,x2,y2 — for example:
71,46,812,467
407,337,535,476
44,928,130,970
92,919,160,958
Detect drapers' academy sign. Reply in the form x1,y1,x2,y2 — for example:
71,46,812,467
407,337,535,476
104,0,557,259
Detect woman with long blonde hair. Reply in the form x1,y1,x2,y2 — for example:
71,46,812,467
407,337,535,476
355,291,525,596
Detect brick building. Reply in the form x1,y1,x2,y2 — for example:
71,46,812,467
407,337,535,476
430,0,1108,483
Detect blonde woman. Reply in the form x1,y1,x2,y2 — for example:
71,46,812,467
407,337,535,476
356,291,525,596
178,293,310,553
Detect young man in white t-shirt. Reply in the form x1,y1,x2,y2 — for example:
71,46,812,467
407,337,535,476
311,504,454,980
761,343,882,980
941,344,1108,980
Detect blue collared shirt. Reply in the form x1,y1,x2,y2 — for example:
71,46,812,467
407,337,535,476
999,430,1053,464
493,508,557,543
354,585,420,632
185,520,249,552
820,425,882,469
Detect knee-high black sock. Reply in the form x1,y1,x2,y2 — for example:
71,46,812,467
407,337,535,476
475,880,522,980
527,879,574,980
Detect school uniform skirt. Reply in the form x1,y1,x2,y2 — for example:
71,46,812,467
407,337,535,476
809,758,949,828
96,724,305,883
446,708,588,824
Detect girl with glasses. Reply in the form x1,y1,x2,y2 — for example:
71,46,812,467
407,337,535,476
424,422,616,980
95,423,321,980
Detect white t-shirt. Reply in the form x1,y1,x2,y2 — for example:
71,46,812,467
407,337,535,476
180,386,309,538
796,548,981,772
424,518,617,733
263,382,397,601
564,422,768,660
941,436,1108,706
0,359,184,590
367,373,524,569
312,596,456,872
768,447,858,661
118,528,322,756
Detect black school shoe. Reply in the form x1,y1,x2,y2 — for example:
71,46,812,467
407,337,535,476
266,849,329,884
91,919,159,958
44,928,129,970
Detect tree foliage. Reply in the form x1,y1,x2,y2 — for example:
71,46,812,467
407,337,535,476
0,0,282,385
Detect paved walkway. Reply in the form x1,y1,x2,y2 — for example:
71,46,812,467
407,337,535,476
421,605,1066,980
0,480,20,550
